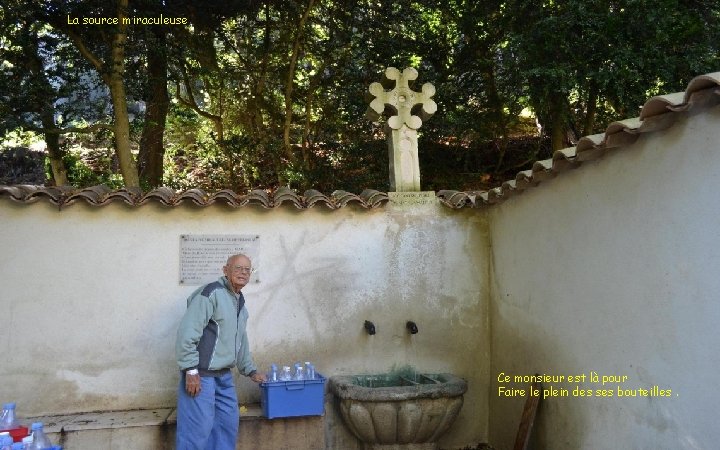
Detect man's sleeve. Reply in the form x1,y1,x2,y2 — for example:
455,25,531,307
175,292,214,371
236,330,258,376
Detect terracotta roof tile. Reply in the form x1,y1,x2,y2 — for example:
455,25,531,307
0,184,389,210
437,190,474,208
640,92,687,119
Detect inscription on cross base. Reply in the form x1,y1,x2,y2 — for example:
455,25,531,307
365,67,437,192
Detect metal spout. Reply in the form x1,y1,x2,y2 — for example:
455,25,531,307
364,320,376,335
406,321,418,334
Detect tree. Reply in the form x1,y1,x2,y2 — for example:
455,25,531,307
0,5,69,185
505,0,720,151
136,2,170,187
2,0,719,190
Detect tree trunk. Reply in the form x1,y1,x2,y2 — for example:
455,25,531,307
282,0,316,163
41,112,69,186
549,94,567,151
482,61,509,173
583,81,598,137
250,3,272,135
24,33,69,185
138,27,169,187
109,0,140,188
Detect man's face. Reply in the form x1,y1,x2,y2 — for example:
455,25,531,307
223,255,252,293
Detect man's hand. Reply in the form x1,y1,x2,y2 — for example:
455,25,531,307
250,372,267,383
185,372,201,396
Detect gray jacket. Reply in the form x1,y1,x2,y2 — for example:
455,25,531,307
175,276,257,376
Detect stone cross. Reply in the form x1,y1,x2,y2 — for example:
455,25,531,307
366,67,437,192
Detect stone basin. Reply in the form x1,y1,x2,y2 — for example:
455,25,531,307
330,373,467,450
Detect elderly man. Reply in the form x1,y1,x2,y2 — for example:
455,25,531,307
175,253,266,450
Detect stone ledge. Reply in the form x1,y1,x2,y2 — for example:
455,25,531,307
26,408,172,433
28,403,266,433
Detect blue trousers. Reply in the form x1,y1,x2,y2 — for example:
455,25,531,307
176,372,239,450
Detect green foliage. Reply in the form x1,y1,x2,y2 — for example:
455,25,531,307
2,0,719,190
505,0,720,142
45,145,124,189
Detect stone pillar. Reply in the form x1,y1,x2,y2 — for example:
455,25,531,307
365,67,437,192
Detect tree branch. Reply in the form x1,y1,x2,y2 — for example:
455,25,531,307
62,28,108,84
174,69,221,122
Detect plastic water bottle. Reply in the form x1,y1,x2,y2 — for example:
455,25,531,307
0,403,19,431
27,422,51,449
268,364,278,382
0,434,14,450
21,436,33,448
305,362,315,380
280,366,292,381
294,363,304,380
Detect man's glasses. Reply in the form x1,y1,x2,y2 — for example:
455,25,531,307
230,266,255,274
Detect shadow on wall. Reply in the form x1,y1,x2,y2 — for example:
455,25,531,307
489,302,590,450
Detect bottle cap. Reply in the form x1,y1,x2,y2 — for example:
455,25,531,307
31,421,43,430
2,403,15,409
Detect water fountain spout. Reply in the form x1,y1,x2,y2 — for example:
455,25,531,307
406,320,418,334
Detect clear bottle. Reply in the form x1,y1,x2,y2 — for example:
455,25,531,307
0,403,19,431
268,364,278,382
281,366,292,381
0,434,14,450
21,436,33,449
28,422,51,449
305,362,315,380
294,363,304,380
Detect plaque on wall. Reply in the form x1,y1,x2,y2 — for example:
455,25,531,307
179,234,260,285
387,191,437,208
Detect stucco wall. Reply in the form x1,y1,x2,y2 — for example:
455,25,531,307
0,199,489,448
488,106,720,449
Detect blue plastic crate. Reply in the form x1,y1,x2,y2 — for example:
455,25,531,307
260,374,326,419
